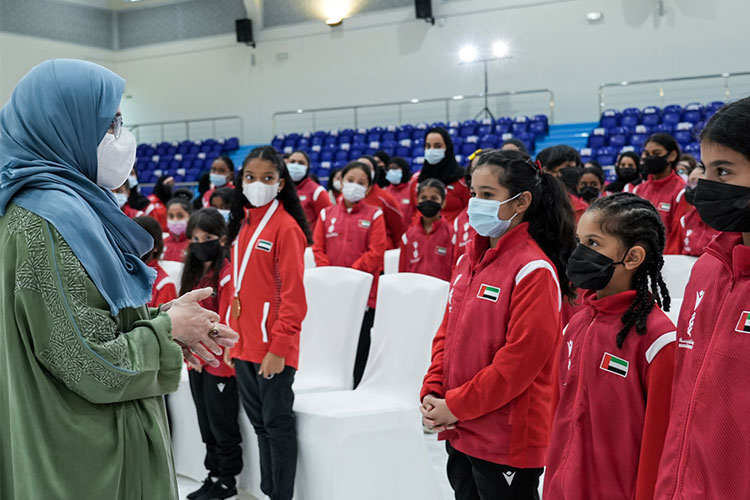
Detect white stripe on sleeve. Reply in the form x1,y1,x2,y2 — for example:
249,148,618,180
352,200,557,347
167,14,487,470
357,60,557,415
514,260,561,312
645,331,676,364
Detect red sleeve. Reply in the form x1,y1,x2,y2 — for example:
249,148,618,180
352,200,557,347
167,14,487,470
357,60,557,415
351,212,387,273
665,216,685,255
312,185,332,218
444,268,561,421
268,224,308,359
217,263,234,326
153,282,177,308
312,210,331,266
635,342,675,500
380,192,405,249
398,232,408,272
420,309,449,401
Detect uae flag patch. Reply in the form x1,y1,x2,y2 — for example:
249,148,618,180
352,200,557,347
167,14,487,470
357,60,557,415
358,219,371,228
735,311,750,334
600,352,629,377
658,202,671,212
256,239,273,252
477,284,500,302
435,246,447,256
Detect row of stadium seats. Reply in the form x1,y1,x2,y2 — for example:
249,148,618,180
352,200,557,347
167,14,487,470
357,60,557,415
135,138,240,183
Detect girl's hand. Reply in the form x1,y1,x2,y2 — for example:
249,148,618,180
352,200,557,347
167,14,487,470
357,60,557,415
420,394,458,432
187,359,203,372
223,347,235,369
258,352,285,379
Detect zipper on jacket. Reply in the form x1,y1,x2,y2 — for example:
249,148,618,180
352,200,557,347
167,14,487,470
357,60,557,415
260,301,270,343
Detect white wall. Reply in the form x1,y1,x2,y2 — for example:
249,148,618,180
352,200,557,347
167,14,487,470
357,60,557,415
3,0,750,144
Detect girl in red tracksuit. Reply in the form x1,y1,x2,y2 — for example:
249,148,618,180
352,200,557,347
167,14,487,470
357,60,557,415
655,97,750,500
312,160,388,388
421,149,577,499
545,193,676,500
163,197,192,262
626,133,685,240
399,178,453,282
357,155,405,249
665,167,721,256
225,146,310,500
451,152,482,267
133,215,178,307
202,156,236,208
385,157,413,226
287,150,331,234
178,208,242,500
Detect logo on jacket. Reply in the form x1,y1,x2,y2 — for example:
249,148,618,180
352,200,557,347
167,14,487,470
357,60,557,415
600,352,629,378
217,383,226,393
435,246,447,256
502,471,515,486
735,311,750,334
358,219,371,228
681,290,704,349
567,340,574,371
256,240,273,252
477,284,500,302
658,202,671,212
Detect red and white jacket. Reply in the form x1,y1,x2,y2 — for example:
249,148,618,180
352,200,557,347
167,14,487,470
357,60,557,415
545,290,676,500
312,201,387,309
296,177,331,234
146,194,168,232
569,193,589,223
148,262,177,309
202,183,235,208
665,202,720,257
386,182,413,227
363,184,404,250
194,261,235,378
227,201,307,369
163,232,189,263
408,175,470,223
398,217,453,282
626,172,685,240
421,223,562,467
655,232,750,500
451,207,475,268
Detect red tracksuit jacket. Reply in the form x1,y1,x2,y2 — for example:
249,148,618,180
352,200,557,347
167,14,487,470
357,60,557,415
408,174,471,223
655,232,750,499
626,172,685,239
421,222,562,467
148,262,177,309
545,290,676,500
666,206,720,257
569,193,589,223
312,201,387,309
398,217,453,282
227,201,307,369
363,184,404,250
386,182,413,227
202,183,235,208
163,232,189,263
296,177,331,234
146,194,168,232
451,207,475,267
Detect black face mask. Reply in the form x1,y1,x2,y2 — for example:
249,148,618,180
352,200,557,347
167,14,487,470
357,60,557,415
579,186,601,204
642,154,671,175
616,166,639,183
566,244,628,291
693,178,750,232
684,186,697,206
417,200,442,218
189,239,222,262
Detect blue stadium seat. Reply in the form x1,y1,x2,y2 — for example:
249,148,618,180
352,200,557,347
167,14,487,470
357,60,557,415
587,127,608,149
629,133,648,149
579,148,593,164
459,124,477,137
684,142,701,158
334,150,349,162
512,116,529,134
595,146,617,166
654,123,675,134
674,129,693,147
641,106,661,127
662,105,682,126
621,108,641,128
479,134,498,149
599,109,620,129
683,102,702,123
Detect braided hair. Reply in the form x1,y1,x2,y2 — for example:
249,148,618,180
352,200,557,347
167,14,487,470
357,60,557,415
587,192,671,348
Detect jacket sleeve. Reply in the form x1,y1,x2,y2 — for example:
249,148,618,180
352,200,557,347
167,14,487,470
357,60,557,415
398,232,408,272
14,218,183,405
380,193,405,248
268,224,308,359
664,215,685,255
312,208,331,266
153,279,177,309
217,263,234,326
634,342,675,500
351,211,387,273
420,308,450,401
312,185,332,221
445,267,561,421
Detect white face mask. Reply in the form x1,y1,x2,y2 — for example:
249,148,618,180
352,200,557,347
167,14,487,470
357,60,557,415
113,192,128,208
287,163,308,182
127,175,138,189
96,127,137,190
342,182,367,203
218,209,231,222
243,181,280,207
332,179,342,192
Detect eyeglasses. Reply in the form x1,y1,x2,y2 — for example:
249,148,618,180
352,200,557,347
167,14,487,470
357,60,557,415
110,115,123,139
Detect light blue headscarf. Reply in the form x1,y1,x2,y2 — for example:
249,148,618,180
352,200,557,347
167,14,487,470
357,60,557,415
0,59,156,316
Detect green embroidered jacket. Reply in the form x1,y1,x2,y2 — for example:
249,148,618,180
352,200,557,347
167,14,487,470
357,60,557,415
0,205,184,499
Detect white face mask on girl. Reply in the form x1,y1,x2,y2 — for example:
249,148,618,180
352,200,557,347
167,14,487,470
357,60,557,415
96,127,137,190
243,181,280,207
342,182,367,203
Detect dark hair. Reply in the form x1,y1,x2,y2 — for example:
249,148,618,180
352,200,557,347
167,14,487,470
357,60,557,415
194,171,211,210
500,138,529,156
678,154,698,172
420,127,465,185
180,208,230,297
607,151,644,192
290,150,311,166
172,187,194,203
133,216,164,263
127,182,150,211
581,165,605,185
559,165,583,195
587,193,671,348
417,178,446,201
357,155,384,186
536,145,581,170
166,196,192,215
584,159,603,169
387,157,412,185
153,175,174,205
475,150,577,301
341,161,374,187
228,146,313,245
644,133,681,168
212,155,235,172
373,150,391,167
617,151,641,168
209,186,234,208
328,168,343,194
700,97,750,161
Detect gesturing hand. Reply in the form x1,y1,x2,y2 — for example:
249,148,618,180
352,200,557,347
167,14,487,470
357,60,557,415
164,287,239,367
258,352,285,379
420,394,458,432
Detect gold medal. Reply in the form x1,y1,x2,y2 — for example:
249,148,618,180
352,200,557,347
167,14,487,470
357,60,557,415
232,296,242,319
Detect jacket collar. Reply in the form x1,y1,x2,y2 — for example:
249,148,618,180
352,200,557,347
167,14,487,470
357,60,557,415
705,232,750,279
582,289,638,315
469,222,531,271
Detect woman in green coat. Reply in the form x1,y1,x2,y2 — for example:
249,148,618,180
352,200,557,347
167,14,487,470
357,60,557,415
0,59,238,499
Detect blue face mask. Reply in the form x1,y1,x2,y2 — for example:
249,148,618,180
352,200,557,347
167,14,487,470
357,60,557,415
287,162,308,182
424,148,446,165
218,209,230,222
210,173,228,187
467,194,521,238
113,192,128,208
385,169,403,185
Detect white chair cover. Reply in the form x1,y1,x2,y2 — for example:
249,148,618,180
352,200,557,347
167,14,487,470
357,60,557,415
662,255,698,300
384,248,400,274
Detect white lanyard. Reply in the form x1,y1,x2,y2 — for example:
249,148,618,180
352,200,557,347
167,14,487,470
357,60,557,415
233,199,279,295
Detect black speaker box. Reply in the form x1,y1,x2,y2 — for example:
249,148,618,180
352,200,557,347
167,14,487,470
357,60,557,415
415,0,434,23
236,18,255,47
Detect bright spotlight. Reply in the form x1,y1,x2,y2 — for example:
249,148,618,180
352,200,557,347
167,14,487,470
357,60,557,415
459,45,477,63
492,40,509,58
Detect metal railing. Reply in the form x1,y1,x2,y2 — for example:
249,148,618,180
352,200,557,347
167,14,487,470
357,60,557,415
598,71,750,112
130,115,244,145
272,89,555,136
